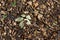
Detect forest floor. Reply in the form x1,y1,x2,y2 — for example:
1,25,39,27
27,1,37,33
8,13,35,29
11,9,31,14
0,0,60,40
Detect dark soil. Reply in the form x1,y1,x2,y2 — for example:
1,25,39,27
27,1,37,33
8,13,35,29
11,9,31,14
0,0,60,40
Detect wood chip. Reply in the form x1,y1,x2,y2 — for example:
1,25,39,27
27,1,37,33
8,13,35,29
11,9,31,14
34,2,39,7
40,4,46,9
47,2,50,6
33,0,36,2
22,0,26,2
13,22,16,25
0,4,1,6
1,11,6,14
27,1,32,5
38,14,43,20
24,11,29,14
58,15,60,19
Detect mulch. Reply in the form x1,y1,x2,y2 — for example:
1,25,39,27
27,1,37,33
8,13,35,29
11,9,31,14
0,0,60,40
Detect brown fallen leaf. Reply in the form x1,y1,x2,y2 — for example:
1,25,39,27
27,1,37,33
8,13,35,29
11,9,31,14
40,4,46,9
38,14,43,20
33,2,39,7
27,1,32,6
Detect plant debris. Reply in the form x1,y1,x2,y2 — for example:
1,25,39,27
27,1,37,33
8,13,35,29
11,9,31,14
0,0,60,40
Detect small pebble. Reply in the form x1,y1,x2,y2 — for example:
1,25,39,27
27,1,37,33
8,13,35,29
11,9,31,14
3,32,6,35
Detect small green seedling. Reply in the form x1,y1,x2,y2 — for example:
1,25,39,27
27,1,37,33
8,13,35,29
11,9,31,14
26,15,31,20
11,1,16,7
15,17,24,28
15,17,23,22
15,14,31,29
19,21,24,28
24,19,31,25
21,14,26,17
2,14,7,20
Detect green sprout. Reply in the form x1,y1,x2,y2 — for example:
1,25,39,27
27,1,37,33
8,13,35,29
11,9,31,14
15,17,24,29
15,14,31,29
15,17,23,22
26,15,31,20
19,21,24,28
2,14,7,20
21,14,26,17
11,1,16,7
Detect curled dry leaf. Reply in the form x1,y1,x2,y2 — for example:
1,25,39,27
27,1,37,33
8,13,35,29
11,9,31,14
33,0,36,2
34,10,39,17
22,0,26,2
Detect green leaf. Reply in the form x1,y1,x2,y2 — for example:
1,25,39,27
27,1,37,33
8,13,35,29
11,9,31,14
15,17,23,22
11,1,16,7
24,19,31,25
19,21,24,28
26,15,31,20
2,14,7,19
21,14,26,17
26,20,31,25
